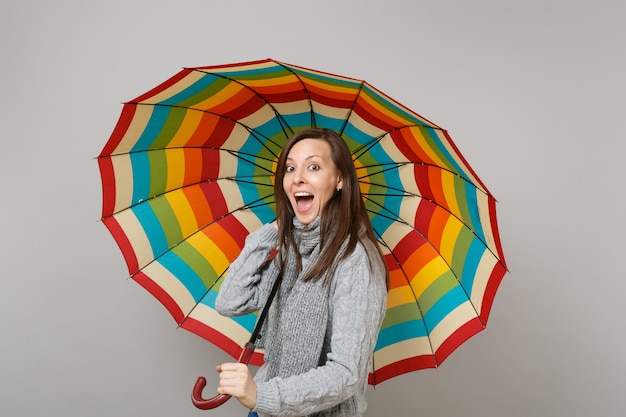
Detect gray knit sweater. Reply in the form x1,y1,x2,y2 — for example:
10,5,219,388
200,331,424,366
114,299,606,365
215,222,387,417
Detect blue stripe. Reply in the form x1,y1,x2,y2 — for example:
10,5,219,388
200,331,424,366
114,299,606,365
465,184,485,241
159,250,208,302
310,113,345,132
216,65,287,78
243,116,286,142
423,285,468,331
375,319,428,350
131,106,172,152
422,126,468,179
130,152,151,204
460,239,487,295
132,203,168,258
201,291,258,333
360,84,431,128
158,73,221,106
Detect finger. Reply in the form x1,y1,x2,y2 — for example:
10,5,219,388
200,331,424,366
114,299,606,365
218,362,244,372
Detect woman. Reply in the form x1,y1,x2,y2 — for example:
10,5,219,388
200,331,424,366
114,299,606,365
215,128,388,417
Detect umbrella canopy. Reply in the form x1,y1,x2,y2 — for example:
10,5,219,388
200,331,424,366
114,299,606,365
98,58,507,385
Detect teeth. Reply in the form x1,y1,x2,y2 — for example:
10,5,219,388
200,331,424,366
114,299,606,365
294,192,313,197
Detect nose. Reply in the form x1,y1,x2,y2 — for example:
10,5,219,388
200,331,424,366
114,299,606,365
292,166,306,184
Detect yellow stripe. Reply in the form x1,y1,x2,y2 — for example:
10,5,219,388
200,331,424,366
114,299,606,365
410,256,448,298
240,74,296,88
386,286,417,309
164,188,198,237
441,171,461,218
185,231,230,276
302,76,357,96
360,92,414,126
164,148,186,191
139,71,206,104
193,82,245,110
440,216,463,263
169,110,204,147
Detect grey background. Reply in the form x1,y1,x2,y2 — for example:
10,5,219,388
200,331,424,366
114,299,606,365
3,1,624,416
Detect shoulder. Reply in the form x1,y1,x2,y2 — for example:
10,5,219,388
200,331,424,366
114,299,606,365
331,240,387,297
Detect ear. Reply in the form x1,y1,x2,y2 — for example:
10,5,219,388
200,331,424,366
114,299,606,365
336,177,343,191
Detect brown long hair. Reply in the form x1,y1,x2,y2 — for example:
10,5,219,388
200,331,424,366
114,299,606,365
273,128,389,284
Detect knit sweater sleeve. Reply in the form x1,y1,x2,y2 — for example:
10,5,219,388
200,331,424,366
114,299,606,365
215,224,279,316
253,243,388,417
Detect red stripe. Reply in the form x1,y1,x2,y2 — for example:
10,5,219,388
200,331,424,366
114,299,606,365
209,117,238,147
441,129,491,194
199,181,228,219
280,60,362,83
307,89,357,109
479,261,507,323
134,271,185,324
489,197,507,265
102,216,139,274
98,156,116,218
182,317,265,366
217,213,250,249
216,92,267,121
200,149,222,181
131,68,193,103
99,104,136,157
434,317,485,366
369,355,436,385
392,230,427,265
192,58,273,72
369,317,486,385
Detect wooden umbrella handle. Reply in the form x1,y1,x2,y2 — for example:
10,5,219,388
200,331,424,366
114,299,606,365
191,343,256,410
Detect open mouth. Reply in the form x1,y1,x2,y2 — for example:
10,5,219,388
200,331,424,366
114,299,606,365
294,192,314,211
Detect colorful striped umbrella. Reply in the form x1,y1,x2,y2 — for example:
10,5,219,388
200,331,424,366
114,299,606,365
98,58,507,385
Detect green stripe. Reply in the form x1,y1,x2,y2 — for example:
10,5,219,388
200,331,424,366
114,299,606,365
171,240,222,288
147,150,168,197
149,195,182,248
418,270,458,314
380,302,422,330
149,107,188,150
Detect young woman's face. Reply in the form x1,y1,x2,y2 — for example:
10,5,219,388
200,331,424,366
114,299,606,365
283,138,343,225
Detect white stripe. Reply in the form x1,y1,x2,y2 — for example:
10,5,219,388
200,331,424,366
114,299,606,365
113,209,154,269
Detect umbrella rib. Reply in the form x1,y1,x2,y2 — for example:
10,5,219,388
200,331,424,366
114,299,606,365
126,101,286,161
101,175,275,218
176,191,276,327
339,80,366,136
363,190,488,329
102,146,279,177
191,64,296,140
354,149,483,197
275,62,318,129
127,191,275,282
372,229,438,367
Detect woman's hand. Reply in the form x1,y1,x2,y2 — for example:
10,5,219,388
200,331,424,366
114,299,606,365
215,362,258,410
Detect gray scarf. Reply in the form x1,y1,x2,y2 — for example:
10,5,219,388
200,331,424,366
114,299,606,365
262,216,330,381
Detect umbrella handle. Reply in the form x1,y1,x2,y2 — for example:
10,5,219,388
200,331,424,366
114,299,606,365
191,343,256,410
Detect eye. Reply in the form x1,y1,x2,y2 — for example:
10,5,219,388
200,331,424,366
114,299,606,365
308,164,320,171
285,165,295,173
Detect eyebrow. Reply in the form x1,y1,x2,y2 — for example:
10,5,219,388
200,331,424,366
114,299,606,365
286,154,323,162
